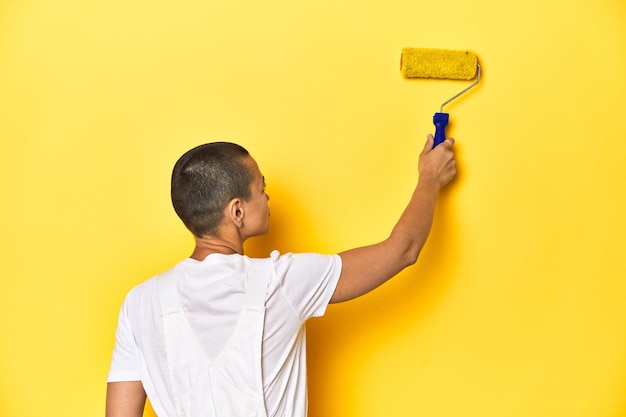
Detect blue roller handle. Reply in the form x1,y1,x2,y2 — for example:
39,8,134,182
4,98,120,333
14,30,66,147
433,112,449,148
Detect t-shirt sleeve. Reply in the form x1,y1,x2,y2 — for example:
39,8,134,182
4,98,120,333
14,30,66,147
273,251,342,320
107,292,142,382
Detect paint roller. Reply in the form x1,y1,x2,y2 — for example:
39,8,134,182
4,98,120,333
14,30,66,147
401,47,481,147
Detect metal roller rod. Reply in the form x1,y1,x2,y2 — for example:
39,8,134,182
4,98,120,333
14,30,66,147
440,64,481,112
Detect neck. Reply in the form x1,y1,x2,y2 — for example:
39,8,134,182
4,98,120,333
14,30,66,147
191,236,243,260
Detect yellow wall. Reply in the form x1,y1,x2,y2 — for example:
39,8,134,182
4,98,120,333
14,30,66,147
1,0,625,416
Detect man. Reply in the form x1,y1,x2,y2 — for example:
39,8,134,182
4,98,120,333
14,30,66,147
106,134,456,417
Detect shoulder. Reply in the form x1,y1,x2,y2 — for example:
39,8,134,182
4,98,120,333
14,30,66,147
267,250,342,297
121,263,185,310
268,250,342,276
263,251,341,319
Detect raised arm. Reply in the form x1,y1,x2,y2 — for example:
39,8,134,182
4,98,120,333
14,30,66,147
106,381,147,417
331,134,456,303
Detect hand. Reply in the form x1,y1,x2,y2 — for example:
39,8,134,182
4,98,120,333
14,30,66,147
418,134,457,187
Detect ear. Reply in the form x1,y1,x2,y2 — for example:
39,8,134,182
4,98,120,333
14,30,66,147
226,198,244,227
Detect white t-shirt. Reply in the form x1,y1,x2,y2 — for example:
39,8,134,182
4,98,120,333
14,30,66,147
108,250,342,417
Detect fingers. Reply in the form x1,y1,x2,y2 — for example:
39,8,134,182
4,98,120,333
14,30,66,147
418,134,457,186
421,134,434,154
442,139,457,185
422,135,455,154
438,137,455,149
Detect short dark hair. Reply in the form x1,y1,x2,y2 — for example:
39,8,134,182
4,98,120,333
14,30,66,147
171,142,253,237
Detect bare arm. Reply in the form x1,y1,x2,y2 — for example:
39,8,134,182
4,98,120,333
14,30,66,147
331,134,456,303
106,381,147,417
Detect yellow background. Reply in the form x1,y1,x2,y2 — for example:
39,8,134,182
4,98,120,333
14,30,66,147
1,0,625,416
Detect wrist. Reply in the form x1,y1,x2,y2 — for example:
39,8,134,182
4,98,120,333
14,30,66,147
417,174,441,192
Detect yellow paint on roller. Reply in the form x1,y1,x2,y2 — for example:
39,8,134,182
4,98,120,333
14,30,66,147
401,47,478,80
